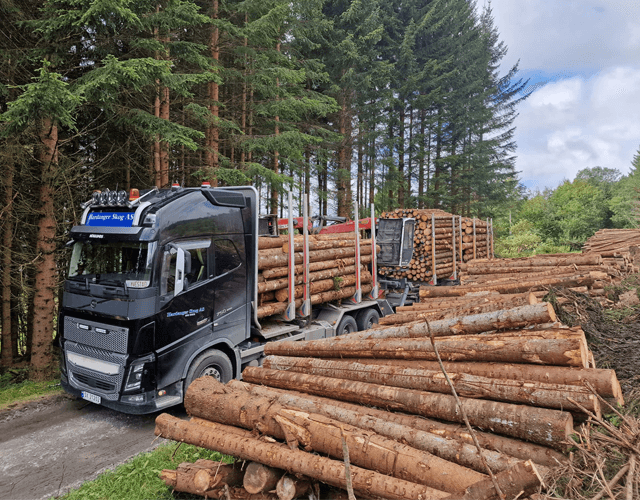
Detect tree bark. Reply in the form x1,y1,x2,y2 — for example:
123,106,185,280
205,0,220,184
275,408,485,493
419,274,599,298
276,475,311,500
284,239,373,253
262,356,600,414
461,254,603,269
396,292,534,312
160,459,244,495
258,265,366,294
155,414,449,500
273,271,371,302
31,117,58,378
351,359,621,403
448,460,543,500
228,380,567,468
261,255,371,280
184,378,484,493
1,145,15,367
241,368,575,447
343,303,557,341
258,245,374,270
264,331,588,368
380,295,539,326
257,284,372,319
244,462,283,494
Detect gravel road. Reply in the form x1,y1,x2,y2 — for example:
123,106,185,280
0,393,183,500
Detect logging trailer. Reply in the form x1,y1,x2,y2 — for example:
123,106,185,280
58,184,414,414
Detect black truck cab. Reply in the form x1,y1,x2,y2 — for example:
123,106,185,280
60,185,259,413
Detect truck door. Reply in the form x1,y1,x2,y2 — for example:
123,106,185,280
211,236,247,346
156,239,214,388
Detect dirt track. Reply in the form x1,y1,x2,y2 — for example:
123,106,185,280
0,393,181,500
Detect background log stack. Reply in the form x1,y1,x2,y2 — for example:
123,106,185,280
155,302,624,500
378,208,494,284
582,228,640,275
448,253,619,305
256,235,375,319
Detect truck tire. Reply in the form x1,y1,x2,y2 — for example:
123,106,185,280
336,315,358,336
185,349,233,390
356,308,380,331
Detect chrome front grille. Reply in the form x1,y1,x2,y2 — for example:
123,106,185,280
65,341,126,401
64,316,128,354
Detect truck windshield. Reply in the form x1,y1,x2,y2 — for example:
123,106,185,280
68,240,156,288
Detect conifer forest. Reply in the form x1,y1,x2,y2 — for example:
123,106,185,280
0,0,529,375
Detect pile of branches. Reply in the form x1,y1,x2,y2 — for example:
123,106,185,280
549,287,640,398
541,393,640,499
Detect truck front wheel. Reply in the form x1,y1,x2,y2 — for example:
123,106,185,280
185,349,233,390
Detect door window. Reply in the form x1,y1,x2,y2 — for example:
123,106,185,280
214,239,241,276
161,239,211,296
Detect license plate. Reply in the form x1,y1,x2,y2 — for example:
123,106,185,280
81,391,101,404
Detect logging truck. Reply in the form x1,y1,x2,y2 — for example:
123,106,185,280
59,184,412,414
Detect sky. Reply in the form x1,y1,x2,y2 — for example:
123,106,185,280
486,0,640,191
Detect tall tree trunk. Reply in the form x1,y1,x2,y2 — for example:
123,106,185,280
206,0,220,186
357,123,364,211
368,130,375,207
433,108,443,207
31,117,58,379
398,100,405,207
154,90,161,187
407,103,413,204
304,148,310,198
1,143,15,367
336,89,352,217
270,41,281,215
153,5,162,188
160,84,170,187
240,16,248,170
418,108,425,208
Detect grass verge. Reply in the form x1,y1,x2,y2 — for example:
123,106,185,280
56,442,233,500
0,368,63,410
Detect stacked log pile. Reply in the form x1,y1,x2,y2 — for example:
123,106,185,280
583,228,640,257
582,228,640,274
155,303,624,500
378,208,493,284
449,253,618,304
257,235,376,319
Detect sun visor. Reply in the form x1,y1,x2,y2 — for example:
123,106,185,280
202,189,246,208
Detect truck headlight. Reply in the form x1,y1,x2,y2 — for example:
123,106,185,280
123,353,155,393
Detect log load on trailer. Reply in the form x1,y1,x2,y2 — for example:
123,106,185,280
58,185,411,414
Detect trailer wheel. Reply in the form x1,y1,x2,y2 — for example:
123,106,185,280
336,315,358,336
356,308,380,331
185,349,233,389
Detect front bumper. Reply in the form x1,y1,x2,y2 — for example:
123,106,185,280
61,371,180,415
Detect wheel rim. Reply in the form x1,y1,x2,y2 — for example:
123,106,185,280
200,365,222,382
344,323,356,334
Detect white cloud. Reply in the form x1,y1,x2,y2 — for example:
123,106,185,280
485,0,640,189
488,0,640,72
514,67,640,188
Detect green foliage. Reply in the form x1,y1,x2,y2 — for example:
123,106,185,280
608,171,640,228
549,179,607,242
0,61,82,135
494,220,541,257
59,442,232,500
